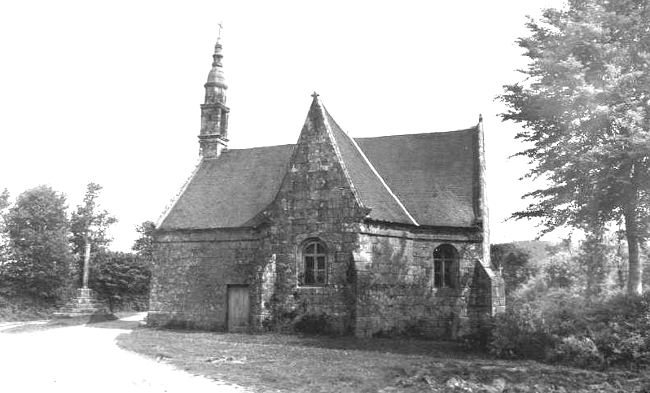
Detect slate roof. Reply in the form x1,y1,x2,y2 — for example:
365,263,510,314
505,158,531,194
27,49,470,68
324,108,417,225
158,144,294,229
158,99,480,230
356,130,478,227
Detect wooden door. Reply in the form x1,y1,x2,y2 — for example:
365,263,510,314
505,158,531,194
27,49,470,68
227,285,250,332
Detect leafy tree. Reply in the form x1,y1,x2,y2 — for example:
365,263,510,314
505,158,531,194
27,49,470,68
0,189,10,269
0,189,11,290
0,188,9,222
70,183,117,287
132,220,156,265
2,186,74,301
70,182,117,255
491,243,536,296
499,0,650,294
90,251,151,312
576,229,628,299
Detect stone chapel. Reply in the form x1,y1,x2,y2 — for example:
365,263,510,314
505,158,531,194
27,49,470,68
147,38,505,338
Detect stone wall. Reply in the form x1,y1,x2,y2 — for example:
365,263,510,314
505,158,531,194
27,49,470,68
468,261,506,332
354,224,486,339
148,228,262,330
259,103,367,333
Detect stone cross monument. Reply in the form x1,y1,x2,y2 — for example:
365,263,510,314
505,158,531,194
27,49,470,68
54,237,108,317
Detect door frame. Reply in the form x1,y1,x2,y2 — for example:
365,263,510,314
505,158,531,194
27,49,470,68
226,284,250,332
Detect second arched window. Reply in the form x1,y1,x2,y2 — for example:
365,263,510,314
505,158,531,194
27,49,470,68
433,244,457,288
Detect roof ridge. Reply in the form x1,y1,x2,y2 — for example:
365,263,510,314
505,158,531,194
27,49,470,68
354,127,478,141
225,143,295,152
155,157,204,229
329,112,419,226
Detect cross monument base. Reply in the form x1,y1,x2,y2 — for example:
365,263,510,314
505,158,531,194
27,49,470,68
54,288,110,318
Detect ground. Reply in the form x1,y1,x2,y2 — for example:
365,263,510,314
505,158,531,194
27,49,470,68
116,329,650,393
2,313,649,393
0,313,248,392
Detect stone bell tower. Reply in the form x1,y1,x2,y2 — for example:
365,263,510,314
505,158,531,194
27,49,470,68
199,33,229,158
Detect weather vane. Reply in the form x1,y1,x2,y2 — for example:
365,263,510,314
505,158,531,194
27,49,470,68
218,21,223,41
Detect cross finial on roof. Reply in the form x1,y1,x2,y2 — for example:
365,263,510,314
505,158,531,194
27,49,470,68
311,91,319,99
217,21,223,41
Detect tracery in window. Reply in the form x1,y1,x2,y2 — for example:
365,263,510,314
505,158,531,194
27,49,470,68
303,240,327,285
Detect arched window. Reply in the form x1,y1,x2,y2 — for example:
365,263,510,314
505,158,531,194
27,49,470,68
433,244,457,288
303,240,327,285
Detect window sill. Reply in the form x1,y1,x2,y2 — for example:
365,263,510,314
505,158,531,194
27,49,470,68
296,285,334,295
298,284,329,288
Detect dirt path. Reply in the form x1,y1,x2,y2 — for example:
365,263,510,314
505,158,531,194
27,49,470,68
0,313,250,392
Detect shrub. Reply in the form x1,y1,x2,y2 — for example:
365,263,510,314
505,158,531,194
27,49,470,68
293,312,335,335
491,290,650,370
459,318,494,351
90,251,151,312
586,293,650,369
490,303,556,360
261,293,302,332
0,295,56,321
549,335,604,369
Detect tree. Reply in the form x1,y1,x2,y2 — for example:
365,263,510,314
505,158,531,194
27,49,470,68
2,186,74,301
70,183,117,256
491,243,536,296
131,220,156,265
499,0,650,295
0,189,10,262
90,251,151,312
70,183,117,288
0,189,9,220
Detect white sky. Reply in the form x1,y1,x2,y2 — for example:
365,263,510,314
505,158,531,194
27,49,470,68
0,0,568,252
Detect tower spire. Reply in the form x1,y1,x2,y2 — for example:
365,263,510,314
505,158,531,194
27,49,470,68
199,27,229,159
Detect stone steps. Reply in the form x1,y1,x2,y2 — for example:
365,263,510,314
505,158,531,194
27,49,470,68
54,288,110,318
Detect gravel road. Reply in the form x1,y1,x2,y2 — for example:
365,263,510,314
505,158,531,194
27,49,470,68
0,313,250,393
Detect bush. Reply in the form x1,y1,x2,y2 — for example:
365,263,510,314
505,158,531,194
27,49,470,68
90,251,151,312
490,304,556,360
490,290,650,370
549,335,604,369
459,318,494,351
586,293,650,368
261,293,302,332
293,312,335,335
0,295,56,321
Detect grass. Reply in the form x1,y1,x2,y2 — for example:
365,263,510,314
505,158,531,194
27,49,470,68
116,329,650,393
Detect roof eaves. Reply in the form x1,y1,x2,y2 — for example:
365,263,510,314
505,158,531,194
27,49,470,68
364,217,478,232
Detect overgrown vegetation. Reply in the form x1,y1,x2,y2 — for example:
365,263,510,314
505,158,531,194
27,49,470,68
90,251,151,312
489,239,650,370
261,293,337,335
0,295,57,321
0,184,152,320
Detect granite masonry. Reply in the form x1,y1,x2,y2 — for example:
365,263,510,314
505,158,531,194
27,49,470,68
148,39,505,339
